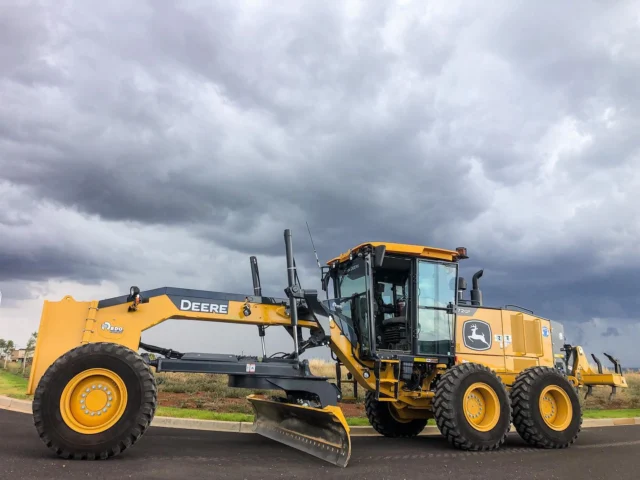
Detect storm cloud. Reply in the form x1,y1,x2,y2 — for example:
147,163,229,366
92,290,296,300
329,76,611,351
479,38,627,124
602,327,621,338
1,0,639,364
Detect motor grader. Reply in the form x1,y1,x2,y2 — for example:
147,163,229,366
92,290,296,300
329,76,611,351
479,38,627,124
26,229,627,467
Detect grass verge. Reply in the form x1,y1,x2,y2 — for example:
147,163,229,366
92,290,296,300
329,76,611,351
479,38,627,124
0,369,30,400
156,406,253,422
582,408,640,419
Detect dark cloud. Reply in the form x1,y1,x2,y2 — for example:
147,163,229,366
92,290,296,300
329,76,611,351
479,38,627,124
1,1,639,361
602,327,620,338
0,281,37,308
0,245,113,284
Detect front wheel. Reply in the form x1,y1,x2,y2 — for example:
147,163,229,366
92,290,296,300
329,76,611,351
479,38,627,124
364,391,427,437
510,366,582,448
32,342,157,459
433,362,512,450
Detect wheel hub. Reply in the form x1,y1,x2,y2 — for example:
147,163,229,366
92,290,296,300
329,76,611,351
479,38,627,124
541,393,556,419
61,368,127,434
82,384,113,414
466,392,484,419
538,385,572,431
463,382,500,432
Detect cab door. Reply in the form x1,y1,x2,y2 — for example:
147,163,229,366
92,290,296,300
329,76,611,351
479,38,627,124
414,260,457,359
335,254,376,359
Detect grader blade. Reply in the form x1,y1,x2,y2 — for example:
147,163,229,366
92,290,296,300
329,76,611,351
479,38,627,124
247,394,351,468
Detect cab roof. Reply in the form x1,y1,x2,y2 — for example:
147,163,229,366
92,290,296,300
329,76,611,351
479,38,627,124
326,241,464,264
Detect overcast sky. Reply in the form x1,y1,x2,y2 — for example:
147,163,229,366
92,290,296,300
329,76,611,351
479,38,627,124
1,1,639,367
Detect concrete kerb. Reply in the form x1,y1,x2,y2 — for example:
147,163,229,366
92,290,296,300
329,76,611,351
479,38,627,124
0,396,11,409
0,396,32,414
1,395,638,435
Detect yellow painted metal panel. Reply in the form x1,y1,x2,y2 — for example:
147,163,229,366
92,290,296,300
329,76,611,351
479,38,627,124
455,307,506,372
27,297,92,395
510,313,526,355
327,242,460,264
524,317,543,357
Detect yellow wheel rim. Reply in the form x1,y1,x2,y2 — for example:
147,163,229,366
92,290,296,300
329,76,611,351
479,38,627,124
463,382,500,432
539,385,572,431
60,368,128,434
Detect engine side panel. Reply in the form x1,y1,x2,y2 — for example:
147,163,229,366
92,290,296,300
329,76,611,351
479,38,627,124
454,307,506,372
501,310,554,372
454,306,555,375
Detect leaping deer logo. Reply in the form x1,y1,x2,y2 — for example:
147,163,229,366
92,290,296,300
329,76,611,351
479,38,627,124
467,324,490,347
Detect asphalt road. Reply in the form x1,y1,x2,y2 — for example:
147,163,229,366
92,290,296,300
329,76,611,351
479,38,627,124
2,409,639,480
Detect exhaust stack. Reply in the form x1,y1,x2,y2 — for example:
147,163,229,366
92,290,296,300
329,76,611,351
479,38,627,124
471,269,483,306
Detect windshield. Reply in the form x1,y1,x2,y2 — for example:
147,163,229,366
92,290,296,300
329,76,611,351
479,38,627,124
418,261,457,307
323,256,373,356
338,257,367,298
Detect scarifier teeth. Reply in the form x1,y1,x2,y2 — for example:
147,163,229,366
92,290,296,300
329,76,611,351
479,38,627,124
584,385,593,400
603,352,622,374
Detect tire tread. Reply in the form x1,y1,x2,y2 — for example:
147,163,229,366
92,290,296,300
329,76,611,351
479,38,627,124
364,391,427,437
433,362,511,451
32,342,157,460
510,366,582,449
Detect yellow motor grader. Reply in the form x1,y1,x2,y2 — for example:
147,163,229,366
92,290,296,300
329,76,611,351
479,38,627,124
26,229,627,467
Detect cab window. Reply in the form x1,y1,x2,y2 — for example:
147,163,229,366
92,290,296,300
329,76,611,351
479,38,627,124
417,260,457,355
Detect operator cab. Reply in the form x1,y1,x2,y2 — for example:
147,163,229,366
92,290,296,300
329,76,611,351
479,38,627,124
321,242,469,364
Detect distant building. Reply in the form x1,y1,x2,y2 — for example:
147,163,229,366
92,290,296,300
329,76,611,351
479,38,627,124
9,349,32,363
10,349,25,361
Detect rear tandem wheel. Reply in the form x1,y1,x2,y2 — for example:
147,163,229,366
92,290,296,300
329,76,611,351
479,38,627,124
433,362,512,450
32,342,157,459
510,366,582,448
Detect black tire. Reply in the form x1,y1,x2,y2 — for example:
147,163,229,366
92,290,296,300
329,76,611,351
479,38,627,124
510,366,582,448
364,391,427,437
32,342,157,460
433,362,512,450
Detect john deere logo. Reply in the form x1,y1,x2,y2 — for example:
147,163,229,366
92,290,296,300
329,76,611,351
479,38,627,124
463,320,491,351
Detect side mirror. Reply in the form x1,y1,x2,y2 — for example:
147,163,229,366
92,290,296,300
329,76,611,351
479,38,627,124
373,245,386,268
321,270,330,292
458,277,467,291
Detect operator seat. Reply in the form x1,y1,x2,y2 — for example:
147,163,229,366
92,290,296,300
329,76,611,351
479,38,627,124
382,315,407,327
381,298,408,327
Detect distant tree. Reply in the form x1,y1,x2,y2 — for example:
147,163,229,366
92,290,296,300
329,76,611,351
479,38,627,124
22,332,38,375
1,339,14,369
